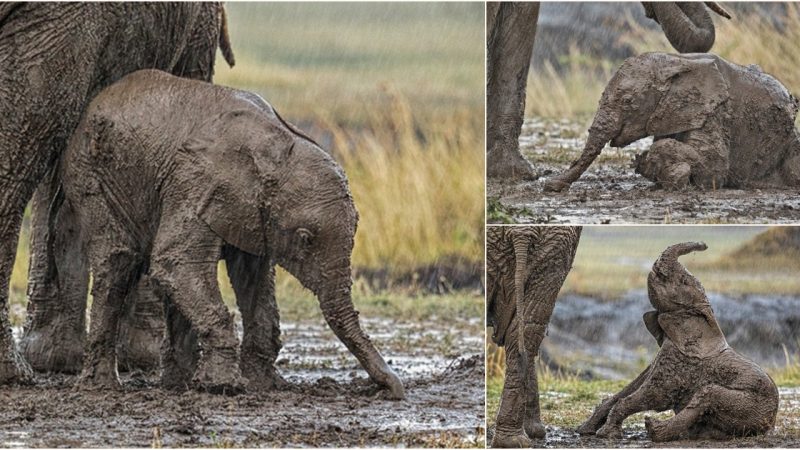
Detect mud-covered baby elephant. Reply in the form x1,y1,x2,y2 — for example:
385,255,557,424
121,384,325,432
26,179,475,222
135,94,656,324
544,52,800,191
578,242,778,441
60,69,404,398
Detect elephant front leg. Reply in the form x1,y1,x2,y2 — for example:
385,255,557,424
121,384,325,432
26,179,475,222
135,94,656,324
149,220,246,395
491,321,532,448
635,139,702,190
577,364,653,435
595,377,671,439
486,2,539,181
160,298,198,391
21,177,89,374
225,248,284,391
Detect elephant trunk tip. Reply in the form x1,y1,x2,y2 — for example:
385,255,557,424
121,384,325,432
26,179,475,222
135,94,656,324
653,241,707,277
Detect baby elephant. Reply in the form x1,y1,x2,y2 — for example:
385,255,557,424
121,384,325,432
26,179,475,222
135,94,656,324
61,69,404,399
545,52,800,191
577,242,778,441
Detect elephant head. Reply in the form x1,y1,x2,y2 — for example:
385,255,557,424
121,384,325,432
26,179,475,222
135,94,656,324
182,99,405,399
642,2,732,53
643,242,728,359
544,53,730,191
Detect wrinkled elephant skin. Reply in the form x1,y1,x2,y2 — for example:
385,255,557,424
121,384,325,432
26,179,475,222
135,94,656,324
487,226,582,447
577,242,779,441
3,3,235,379
61,70,403,399
544,52,800,191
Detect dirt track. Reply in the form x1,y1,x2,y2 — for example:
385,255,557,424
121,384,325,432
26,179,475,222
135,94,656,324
488,118,800,224
0,317,485,447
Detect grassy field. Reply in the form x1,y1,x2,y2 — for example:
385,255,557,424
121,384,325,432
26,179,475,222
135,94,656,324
7,3,485,327
526,3,800,128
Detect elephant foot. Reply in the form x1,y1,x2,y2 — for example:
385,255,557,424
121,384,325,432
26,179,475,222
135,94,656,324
77,356,121,390
0,346,33,385
161,357,193,392
644,416,669,442
524,418,546,439
595,423,623,440
490,430,533,448
576,420,598,436
243,367,288,391
192,349,247,395
19,326,84,374
487,146,538,181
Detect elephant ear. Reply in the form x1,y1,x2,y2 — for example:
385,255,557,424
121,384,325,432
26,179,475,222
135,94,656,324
646,57,730,137
181,109,294,256
643,311,664,346
657,309,728,359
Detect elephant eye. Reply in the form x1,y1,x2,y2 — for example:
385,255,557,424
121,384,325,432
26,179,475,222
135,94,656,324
295,228,314,246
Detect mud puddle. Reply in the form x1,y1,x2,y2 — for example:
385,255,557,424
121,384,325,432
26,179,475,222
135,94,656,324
488,118,800,224
0,317,484,447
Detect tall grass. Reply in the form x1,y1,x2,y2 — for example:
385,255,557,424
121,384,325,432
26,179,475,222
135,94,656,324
527,4,800,126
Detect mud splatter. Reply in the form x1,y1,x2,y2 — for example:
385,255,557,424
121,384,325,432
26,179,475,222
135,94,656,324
0,317,484,447
488,118,800,224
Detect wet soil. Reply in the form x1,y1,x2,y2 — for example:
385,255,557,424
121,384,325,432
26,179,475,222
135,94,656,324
0,317,484,447
487,388,800,448
487,118,800,224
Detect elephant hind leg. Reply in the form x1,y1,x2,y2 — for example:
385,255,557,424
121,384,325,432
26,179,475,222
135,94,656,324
491,321,533,448
116,276,165,373
160,296,198,391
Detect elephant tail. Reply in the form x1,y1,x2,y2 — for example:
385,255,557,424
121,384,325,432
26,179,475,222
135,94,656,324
219,4,236,67
512,234,530,376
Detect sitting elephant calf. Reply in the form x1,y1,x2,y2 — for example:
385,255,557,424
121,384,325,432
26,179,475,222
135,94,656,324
544,52,800,191
61,69,404,398
578,242,778,441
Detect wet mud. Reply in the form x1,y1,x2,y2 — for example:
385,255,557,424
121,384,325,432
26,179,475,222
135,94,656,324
488,119,800,224
0,317,484,447
487,388,800,448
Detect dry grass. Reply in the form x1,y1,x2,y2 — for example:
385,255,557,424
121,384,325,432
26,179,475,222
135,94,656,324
526,4,800,127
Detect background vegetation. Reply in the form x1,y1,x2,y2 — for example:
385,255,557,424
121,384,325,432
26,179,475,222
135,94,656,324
8,3,485,326
526,3,800,127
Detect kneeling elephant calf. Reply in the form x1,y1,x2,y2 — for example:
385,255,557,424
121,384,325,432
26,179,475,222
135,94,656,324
578,242,778,441
545,52,800,191
61,69,404,398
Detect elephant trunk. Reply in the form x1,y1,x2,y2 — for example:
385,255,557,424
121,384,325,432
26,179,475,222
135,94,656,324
543,109,621,192
317,255,405,400
652,241,707,279
647,2,724,53
512,234,529,377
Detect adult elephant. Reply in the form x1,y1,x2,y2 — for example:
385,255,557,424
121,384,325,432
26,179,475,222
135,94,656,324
486,2,731,181
487,226,582,447
0,2,235,383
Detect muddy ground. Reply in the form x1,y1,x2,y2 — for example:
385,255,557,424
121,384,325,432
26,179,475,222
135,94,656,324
0,317,484,448
487,387,800,448
487,118,800,224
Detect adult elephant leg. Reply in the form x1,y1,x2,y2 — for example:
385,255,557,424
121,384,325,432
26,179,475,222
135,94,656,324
224,247,284,391
20,173,88,374
116,276,165,372
491,320,532,448
486,2,539,181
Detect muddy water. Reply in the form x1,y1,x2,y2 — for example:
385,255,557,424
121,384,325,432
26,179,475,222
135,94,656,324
526,388,800,448
0,317,484,447
488,118,800,224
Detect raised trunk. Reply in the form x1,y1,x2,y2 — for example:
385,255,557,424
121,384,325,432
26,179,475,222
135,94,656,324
316,258,404,400
543,111,621,192
652,241,707,279
649,2,715,53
